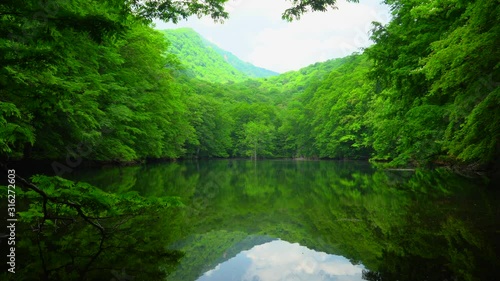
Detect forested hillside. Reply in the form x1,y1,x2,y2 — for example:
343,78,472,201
1,0,498,171
202,36,279,78
162,28,278,83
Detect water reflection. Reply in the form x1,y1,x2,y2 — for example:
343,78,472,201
198,240,365,281
63,160,500,281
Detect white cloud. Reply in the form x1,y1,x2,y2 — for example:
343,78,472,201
241,240,365,281
197,240,365,281
154,0,390,72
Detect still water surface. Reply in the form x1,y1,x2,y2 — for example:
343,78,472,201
68,160,500,281
197,240,365,281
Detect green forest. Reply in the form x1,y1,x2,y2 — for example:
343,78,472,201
1,0,499,170
1,0,499,280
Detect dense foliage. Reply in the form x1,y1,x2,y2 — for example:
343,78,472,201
365,0,500,168
0,175,184,280
163,28,278,83
2,0,498,169
0,0,198,162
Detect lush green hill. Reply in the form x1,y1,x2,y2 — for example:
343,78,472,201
202,39,279,78
255,56,351,102
161,28,277,83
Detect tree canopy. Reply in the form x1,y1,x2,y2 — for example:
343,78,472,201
2,0,498,169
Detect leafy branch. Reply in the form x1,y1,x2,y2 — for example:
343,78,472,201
0,162,182,280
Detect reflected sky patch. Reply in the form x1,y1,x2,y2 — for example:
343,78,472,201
197,240,365,281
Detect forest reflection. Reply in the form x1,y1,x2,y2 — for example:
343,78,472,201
64,160,500,281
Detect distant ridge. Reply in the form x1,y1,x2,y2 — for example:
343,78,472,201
161,28,278,83
202,39,279,78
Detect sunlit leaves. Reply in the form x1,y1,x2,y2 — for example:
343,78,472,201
162,28,249,83
364,0,499,167
185,93,233,157
242,121,276,159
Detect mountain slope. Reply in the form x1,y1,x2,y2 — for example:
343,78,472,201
202,39,279,78
161,28,277,83
239,56,352,104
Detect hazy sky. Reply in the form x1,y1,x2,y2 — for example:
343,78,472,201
154,0,391,73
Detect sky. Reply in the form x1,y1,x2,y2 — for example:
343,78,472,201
154,0,391,73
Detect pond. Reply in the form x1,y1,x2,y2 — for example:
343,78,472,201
66,159,499,281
